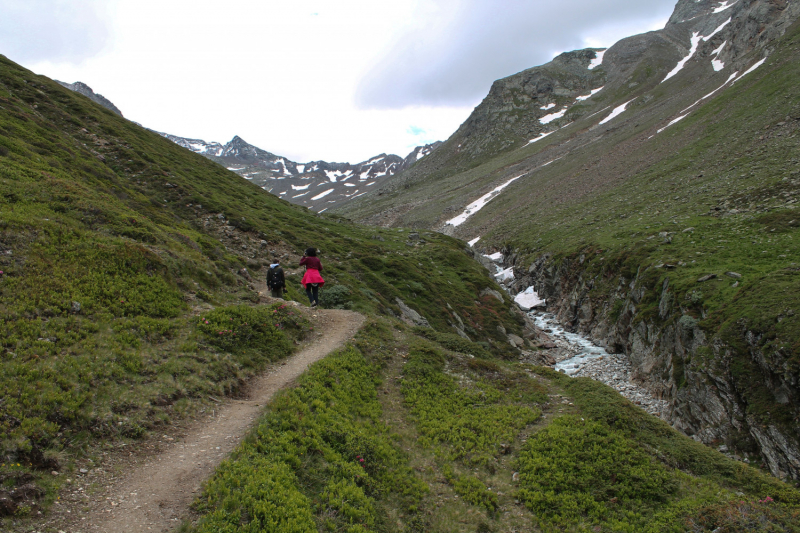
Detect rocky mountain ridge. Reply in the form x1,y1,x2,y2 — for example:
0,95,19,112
56,81,123,116
160,132,441,212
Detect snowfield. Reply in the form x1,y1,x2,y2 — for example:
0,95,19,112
514,286,545,310
540,107,568,125
446,175,523,227
599,99,636,125
588,50,606,70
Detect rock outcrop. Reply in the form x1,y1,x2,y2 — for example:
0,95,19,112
511,252,800,481
56,81,123,116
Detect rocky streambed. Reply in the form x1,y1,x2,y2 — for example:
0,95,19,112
526,311,669,419
479,249,669,419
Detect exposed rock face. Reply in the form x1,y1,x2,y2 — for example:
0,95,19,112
513,253,800,481
395,298,430,328
56,81,123,116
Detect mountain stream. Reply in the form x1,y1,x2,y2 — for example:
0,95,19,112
529,311,669,418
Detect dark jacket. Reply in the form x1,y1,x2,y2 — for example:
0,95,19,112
266,265,285,288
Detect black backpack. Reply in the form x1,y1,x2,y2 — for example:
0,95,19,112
267,266,285,288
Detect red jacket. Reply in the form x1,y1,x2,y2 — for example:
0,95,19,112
300,256,325,287
299,256,323,271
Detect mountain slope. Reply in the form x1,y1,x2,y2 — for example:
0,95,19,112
336,0,800,480
1,44,799,533
160,132,441,212
56,81,123,116
0,53,517,523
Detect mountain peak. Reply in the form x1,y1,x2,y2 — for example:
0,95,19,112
56,81,123,116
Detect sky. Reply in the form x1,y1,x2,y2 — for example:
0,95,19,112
1,0,677,163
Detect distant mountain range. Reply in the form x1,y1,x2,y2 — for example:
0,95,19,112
157,133,441,212
56,81,442,212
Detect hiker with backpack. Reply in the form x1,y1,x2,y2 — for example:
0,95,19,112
299,247,325,307
266,259,286,298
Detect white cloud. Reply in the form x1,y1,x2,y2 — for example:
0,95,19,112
18,0,676,163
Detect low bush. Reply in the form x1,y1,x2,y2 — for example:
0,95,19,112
319,284,352,309
517,415,676,530
401,339,541,466
197,303,308,360
191,340,427,533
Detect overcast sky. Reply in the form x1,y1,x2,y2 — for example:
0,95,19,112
2,0,676,163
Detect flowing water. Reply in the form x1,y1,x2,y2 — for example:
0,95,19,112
529,310,669,418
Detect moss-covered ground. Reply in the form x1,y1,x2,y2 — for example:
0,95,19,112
183,319,800,532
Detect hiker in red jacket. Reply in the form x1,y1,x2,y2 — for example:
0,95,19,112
299,247,325,307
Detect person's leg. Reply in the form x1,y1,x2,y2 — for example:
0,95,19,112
312,285,319,306
306,286,314,304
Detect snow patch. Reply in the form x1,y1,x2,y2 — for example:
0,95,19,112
588,50,606,70
703,17,731,41
446,175,523,227
575,87,604,101
291,184,310,191
731,57,767,83
468,237,481,247
311,189,335,200
663,32,702,83
484,252,503,261
324,170,344,183
514,286,545,310
681,71,739,113
540,107,568,125
292,192,309,198
540,103,556,111
599,99,636,125
713,1,738,13
657,114,689,134
495,267,514,282
527,131,554,145
296,164,306,173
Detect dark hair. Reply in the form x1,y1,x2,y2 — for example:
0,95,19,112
305,247,317,257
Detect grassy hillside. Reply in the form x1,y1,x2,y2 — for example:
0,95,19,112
0,55,520,521
182,320,800,532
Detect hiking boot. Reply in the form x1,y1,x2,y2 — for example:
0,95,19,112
311,302,318,307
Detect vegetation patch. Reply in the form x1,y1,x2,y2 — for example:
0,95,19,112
400,339,541,466
190,325,428,533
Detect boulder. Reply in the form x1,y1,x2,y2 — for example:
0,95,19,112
395,298,430,328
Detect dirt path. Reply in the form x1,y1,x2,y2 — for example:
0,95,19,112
62,307,364,533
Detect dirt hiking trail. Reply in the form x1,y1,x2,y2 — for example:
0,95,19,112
60,307,364,533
